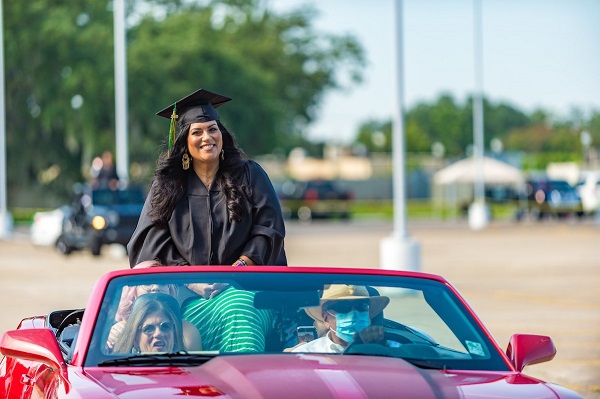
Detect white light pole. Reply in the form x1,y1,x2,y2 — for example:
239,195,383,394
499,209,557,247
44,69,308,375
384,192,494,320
0,0,13,239
468,0,488,230
114,0,129,184
380,0,421,272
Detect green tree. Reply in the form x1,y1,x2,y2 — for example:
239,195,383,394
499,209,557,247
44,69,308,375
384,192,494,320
587,110,600,145
355,120,391,153
479,101,530,145
4,0,365,206
354,118,430,154
5,1,115,205
127,0,364,160
405,94,471,156
354,94,534,158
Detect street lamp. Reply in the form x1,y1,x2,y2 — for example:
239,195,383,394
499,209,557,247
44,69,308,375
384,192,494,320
490,138,503,154
431,142,445,159
379,0,421,272
114,0,129,184
580,130,591,169
0,0,13,239
468,0,488,231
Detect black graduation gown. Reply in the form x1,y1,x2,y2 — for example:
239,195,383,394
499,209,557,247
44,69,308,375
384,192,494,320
127,160,287,267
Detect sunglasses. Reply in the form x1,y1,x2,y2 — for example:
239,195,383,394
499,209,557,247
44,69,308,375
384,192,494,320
140,321,174,336
325,300,369,314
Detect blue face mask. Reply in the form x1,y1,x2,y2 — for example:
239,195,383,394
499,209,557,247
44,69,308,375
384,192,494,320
330,310,370,344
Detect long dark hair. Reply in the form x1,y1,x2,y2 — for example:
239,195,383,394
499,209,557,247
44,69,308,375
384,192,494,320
148,120,248,226
112,292,185,354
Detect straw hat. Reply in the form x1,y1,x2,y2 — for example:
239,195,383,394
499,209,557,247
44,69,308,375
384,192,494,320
305,284,390,323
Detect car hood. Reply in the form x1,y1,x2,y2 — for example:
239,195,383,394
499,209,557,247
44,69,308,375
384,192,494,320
83,354,561,399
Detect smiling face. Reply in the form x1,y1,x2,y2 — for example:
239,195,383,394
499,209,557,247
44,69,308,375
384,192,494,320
137,310,175,353
187,121,223,168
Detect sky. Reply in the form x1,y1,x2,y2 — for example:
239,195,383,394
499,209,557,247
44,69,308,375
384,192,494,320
271,0,600,145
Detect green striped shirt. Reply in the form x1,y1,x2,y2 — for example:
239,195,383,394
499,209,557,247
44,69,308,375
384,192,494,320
182,287,273,352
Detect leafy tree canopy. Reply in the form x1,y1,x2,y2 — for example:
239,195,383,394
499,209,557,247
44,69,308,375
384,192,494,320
4,0,365,205
4,0,598,208
353,93,599,163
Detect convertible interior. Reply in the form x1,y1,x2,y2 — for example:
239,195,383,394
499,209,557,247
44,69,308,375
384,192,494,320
47,308,85,364
39,269,508,373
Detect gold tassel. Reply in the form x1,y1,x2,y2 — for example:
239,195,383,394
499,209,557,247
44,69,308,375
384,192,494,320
168,105,178,156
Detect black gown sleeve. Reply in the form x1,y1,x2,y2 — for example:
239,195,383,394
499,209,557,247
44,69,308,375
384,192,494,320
127,183,187,268
240,161,287,265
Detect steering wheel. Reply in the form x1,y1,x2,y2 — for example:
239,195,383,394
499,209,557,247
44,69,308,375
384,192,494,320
55,309,85,338
343,331,414,355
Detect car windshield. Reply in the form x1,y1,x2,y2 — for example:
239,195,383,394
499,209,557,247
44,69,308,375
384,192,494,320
92,188,145,206
85,268,508,371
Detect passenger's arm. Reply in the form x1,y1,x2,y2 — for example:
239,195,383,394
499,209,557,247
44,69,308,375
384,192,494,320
183,320,202,351
105,320,126,352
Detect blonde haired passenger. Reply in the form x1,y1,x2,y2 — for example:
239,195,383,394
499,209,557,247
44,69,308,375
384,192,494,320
106,260,201,352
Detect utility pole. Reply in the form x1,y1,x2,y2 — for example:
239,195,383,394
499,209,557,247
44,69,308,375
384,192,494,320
380,0,421,271
114,0,129,184
0,0,13,239
468,0,489,230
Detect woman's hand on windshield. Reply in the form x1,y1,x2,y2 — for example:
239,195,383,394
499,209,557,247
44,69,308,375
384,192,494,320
106,320,126,351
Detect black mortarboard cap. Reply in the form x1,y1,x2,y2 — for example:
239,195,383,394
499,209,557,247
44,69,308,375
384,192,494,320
156,88,232,124
156,88,232,154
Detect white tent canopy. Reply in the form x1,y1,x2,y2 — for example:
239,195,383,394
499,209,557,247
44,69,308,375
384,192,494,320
433,156,524,186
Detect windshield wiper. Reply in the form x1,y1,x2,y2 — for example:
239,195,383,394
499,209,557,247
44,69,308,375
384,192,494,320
98,351,216,367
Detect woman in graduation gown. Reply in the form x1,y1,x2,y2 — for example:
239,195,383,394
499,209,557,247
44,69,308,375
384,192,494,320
127,88,287,352
128,88,286,268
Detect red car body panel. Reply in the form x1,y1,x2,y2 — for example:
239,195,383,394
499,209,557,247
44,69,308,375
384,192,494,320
0,266,582,399
8,355,571,399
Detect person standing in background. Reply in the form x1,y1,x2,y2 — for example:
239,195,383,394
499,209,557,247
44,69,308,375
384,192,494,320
91,150,120,190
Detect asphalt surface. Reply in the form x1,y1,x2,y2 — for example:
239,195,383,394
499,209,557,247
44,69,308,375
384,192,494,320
0,219,598,398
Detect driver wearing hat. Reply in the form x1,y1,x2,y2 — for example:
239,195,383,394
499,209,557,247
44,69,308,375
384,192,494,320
292,284,390,353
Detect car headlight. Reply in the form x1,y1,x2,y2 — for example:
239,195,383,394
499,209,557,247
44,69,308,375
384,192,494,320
549,190,561,203
91,215,107,230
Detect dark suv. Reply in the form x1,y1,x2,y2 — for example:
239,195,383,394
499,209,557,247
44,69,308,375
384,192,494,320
56,185,145,256
524,179,583,219
278,180,353,221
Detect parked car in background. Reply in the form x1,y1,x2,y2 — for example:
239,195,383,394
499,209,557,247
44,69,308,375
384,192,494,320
55,184,146,256
524,179,584,220
30,206,68,247
575,173,600,214
278,179,353,221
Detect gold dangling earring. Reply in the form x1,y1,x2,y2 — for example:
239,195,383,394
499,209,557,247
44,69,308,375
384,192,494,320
220,149,225,161
182,152,190,170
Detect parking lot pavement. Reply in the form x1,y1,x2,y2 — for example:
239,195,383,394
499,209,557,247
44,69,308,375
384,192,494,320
1,219,599,398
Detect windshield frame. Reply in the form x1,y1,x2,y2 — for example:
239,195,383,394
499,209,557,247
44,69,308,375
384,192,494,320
80,266,510,371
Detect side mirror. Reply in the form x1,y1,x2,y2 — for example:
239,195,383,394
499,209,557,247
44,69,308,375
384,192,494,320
506,333,556,372
0,329,68,378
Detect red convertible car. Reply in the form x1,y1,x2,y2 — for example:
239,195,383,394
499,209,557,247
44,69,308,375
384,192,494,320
0,266,583,398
